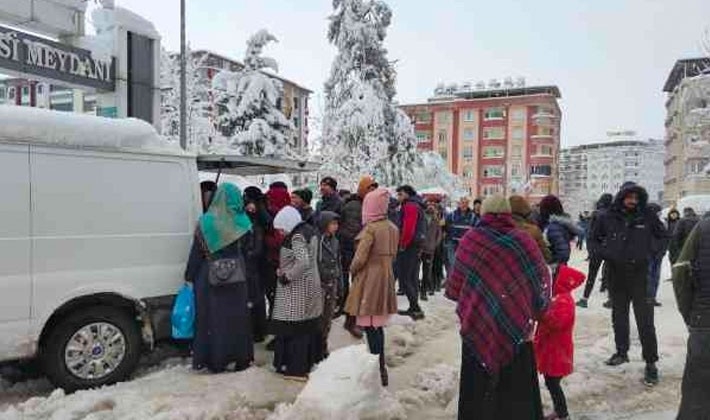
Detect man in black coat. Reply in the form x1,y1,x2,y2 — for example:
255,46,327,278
316,177,343,216
578,193,613,308
670,207,700,264
673,218,710,418
592,182,665,386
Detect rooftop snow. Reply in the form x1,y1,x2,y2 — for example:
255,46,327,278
0,106,183,155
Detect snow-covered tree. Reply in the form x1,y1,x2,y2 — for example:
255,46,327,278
377,109,422,186
212,30,295,157
160,48,214,151
322,0,419,185
413,152,466,199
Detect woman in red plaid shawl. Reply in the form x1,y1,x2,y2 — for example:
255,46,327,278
446,195,551,420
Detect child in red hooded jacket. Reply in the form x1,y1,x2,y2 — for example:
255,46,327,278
535,265,585,420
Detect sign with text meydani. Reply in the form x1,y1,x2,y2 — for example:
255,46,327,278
0,25,115,91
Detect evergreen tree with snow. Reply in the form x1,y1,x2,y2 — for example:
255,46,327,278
322,0,420,185
212,30,295,157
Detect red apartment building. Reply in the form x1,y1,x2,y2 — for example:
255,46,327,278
400,83,561,201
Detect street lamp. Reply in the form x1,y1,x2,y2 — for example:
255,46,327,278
179,0,187,150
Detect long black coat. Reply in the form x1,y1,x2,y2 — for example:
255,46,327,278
185,233,254,372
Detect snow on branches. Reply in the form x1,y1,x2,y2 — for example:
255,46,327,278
212,30,295,157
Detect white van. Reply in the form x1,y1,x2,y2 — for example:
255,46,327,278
0,106,316,391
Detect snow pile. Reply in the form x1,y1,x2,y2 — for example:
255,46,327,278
0,106,180,154
396,364,458,411
270,345,406,420
386,302,455,367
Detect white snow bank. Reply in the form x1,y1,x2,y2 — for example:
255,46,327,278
0,106,182,154
270,345,406,420
396,364,458,411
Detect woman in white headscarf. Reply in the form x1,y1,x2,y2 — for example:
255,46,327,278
270,206,324,381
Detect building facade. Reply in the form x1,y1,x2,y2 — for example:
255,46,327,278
192,50,311,154
400,82,561,201
0,79,99,114
559,135,665,217
663,58,710,205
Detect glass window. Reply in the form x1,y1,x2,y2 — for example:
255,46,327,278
511,163,522,177
294,117,300,128
512,145,523,157
416,112,432,123
293,97,299,110
483,127,505,140
483,165,504,178
511,108,526,121
462,166,474,178
483,147,504,158
463,146,474,159
536,126,554,136
463,128,476,141
22,86,29,96
436,112,451,124
530,165,552,176
437,130,447,144
539,145,553,155
484,107,505,120
0,87,5,98
51,102,73,112
463,109,476,122
416,132,431,143
8,87,15,99
37,85,43,95
512,128,524,140
482,184,503,196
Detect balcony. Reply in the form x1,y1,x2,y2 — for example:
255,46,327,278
530,134,554,140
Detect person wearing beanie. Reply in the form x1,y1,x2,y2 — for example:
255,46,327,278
509,195,552,263
291,188,315,225
271,206,324,381
591,182,665,386
538,195,581,265
339,175,378,338
317,176,343,215
447,194,550,419
577,193,614,309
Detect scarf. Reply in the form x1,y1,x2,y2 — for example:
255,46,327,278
446,213,550,374
200,183,252,254
362,188,390,225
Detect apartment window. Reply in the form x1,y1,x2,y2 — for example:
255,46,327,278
512,145,523,157
22,86,29,96
482,184,503,196
37,85,43,95
293,97,299,110
484,107,505,120
512,128,524,140
538,145,553,156
536,126,554,136
463,128,476,141
536,106,553,115
84,100,97,113
483,146,504,158
436,112,451,124
0,87,5,99
416,112,432,123
294,117,300,128
463,146,474,159
483,165,504,178
530,165,552,176
276,97,283,111
437,130,447,144
511,163,522,177
416,132,431,143
463,109,476,122
511,108,526,121
462,166,474,179
483,127,505,140
8,87,15,99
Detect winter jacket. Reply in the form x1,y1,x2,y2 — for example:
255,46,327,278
535,265,586,377
317,211,342,289
445,209,476,245
673,219,710,328
647,203,670,259
317,193,343,215
399,197,424,249
299,206,315,226
422,212,444,255
345,219,400,317
670,214,700,263
544,215,580,264
272,223,323,323
339,196,363,242
512,213,553,263
587,194,614,257
591,184,666,265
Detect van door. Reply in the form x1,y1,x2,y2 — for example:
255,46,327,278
0,143,32,358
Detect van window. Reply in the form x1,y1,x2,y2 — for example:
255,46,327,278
31,150,191,236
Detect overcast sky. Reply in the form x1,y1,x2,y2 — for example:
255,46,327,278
113,1,707,146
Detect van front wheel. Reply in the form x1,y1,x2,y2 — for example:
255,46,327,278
42,306,142,392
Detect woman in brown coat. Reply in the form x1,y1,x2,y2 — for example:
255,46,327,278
345,188,399,387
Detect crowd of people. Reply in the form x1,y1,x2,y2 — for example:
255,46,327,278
185,176,707,420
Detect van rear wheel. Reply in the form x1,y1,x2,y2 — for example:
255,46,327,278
41,306,142,392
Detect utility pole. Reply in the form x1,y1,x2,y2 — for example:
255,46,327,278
179,0,187,150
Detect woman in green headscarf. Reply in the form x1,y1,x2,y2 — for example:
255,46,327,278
185,183,255,373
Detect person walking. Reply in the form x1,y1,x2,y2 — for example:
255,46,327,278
647,203,670,307
291,188,315,225
670,207,700,264
339,176,378,339
576,213,589,251
271,206,324,381
444,197,476,274
396,185,426,320
185,183,254,373
420,200,444,301
577,194,613,308
509,195,552,262
316,211,342,358
345,188,400,387
535,265,586,420
672,218,710,419
316,177,343,215
539,195,580,265
592,182,665,386
446,195,551,420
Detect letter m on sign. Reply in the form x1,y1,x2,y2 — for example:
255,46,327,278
24,40,44,67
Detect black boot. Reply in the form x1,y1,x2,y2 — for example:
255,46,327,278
344,315,363,339
379,353,389,387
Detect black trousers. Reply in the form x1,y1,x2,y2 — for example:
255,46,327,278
609,262,659,363
397,246,421,312
583,257,604,299
340,239,356,307
364,327,385,355
678,329,710,419
544,376,569,418
421,253,434,295
432,243,445,290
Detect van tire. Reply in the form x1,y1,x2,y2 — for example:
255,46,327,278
41,306,142,392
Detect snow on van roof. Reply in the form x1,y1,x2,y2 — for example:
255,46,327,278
0,106,183,154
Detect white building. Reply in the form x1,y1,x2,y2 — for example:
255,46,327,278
560,133,665,217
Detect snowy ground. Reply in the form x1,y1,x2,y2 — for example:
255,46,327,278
0,250,685,419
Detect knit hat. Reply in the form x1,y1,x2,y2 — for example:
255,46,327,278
273,206,302,234
357,176,378,198
508,195,532,217
481,195,511,215
292,188,313,205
